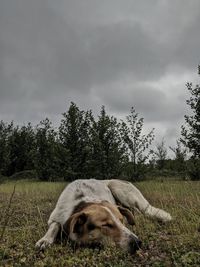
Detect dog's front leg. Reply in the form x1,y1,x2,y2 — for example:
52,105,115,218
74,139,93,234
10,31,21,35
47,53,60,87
35,222,60,250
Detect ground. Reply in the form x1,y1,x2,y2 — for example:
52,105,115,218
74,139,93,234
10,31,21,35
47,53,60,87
0,179,200,267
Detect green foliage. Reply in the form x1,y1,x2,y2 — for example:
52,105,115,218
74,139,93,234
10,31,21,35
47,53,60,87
154,139,168,170
2,101,198,181
59,104,128,180
90,106,128,179
0,121,13,175
0,121,35,176
59,102,92,180
8,123,35,175
181,66,200,180
169,140,187,172
10,170,37,180
35,118,59,181
186,159,200,181
181,65,200,158
121,107,155,180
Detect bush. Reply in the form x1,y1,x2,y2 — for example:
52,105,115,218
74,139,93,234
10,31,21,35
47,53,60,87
186,159,200,180
146,169,186,180
10,170,38,180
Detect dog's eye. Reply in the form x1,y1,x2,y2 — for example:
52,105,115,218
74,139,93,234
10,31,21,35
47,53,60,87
87,223,95,231
102,223,114,228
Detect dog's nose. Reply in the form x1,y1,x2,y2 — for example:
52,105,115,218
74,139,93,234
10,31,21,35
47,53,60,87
128,238,142,254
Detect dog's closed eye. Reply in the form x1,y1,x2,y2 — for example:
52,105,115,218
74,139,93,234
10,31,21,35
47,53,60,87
102,223,114,228
87,223,96,231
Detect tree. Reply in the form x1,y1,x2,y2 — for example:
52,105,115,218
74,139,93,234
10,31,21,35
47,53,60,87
181,65,200,158
35,118,59,180
59,102,92,180
90,106,127,179
169,140,187,172
0,121,13,175
121,107,155,180
155,139,168,170
0,122,36,176
180,66,200,180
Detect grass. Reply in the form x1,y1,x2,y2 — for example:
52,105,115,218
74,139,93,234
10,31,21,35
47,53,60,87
0,179,200,267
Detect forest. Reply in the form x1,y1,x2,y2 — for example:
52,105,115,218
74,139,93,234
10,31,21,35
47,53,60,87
0,67,200,181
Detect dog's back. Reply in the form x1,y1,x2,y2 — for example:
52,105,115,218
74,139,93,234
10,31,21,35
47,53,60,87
48,179,115,226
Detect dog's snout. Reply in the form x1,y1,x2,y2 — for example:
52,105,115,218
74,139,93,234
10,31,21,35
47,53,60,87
128,238,142,254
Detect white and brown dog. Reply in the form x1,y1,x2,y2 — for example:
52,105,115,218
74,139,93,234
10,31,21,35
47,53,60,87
36,179,172,254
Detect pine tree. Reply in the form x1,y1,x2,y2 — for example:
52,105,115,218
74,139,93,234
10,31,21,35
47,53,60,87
59,102,92,180
2,122,35,176
90,106,127,179
35,118,58,180
0,121,13,175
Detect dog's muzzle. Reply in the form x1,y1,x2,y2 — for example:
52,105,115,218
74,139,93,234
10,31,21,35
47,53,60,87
128,237,142,254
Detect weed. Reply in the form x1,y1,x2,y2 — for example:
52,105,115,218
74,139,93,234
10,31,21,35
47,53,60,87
0,180,199,266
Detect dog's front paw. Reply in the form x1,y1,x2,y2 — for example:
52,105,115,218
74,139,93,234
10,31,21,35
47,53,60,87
35,237,53,250
160,211,172,222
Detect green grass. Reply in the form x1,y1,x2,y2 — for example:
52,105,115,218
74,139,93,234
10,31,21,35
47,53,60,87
0,179,200,267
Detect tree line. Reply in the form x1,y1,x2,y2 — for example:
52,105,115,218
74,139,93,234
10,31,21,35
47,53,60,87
0,68,200,181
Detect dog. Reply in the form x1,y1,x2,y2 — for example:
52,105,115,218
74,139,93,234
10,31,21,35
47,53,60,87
36,179,172,254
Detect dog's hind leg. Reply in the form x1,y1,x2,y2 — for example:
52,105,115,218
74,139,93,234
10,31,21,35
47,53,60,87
107,180,172,222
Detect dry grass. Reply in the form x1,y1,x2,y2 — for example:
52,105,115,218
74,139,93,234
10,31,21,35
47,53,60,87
0,179,200,267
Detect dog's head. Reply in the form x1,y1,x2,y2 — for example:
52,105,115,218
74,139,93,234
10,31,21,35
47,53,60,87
64,201,141,254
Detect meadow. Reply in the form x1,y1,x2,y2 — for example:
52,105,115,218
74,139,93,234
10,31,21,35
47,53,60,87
0,179,200,267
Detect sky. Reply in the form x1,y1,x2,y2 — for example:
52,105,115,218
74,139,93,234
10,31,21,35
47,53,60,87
0,0,200,156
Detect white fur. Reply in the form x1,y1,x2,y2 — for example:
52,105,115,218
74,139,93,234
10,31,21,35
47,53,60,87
36,179,172,250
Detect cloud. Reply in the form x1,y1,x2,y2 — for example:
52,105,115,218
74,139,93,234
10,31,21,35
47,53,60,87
0,0,200,151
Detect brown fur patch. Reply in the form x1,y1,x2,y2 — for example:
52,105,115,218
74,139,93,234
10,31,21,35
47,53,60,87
72,201,95,214
117,206,135,225
64,201,134,245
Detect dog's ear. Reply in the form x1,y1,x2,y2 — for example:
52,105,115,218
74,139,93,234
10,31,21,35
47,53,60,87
63,212,88,236
117,206,135,225
73,213,88,234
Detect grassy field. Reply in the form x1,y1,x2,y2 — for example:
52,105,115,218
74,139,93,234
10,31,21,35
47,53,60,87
0,179,200,267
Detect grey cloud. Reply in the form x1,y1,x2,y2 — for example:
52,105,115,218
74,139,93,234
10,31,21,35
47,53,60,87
87,22,167,84
97,83,166,114
0,0,199,150
0,0,92,92
94,80,187,124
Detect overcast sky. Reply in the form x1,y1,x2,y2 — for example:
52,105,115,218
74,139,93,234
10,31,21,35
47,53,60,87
0,0,200,155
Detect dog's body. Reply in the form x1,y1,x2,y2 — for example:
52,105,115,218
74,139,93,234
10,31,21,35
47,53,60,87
36,179,172,253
